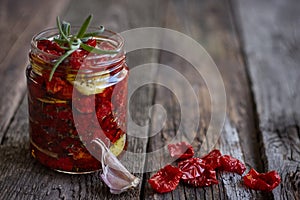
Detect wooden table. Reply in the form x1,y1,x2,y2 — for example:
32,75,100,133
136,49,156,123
0,0,299,199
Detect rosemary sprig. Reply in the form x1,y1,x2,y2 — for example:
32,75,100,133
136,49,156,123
48,14,118,81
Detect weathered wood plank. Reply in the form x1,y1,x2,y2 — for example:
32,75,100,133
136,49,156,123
234,0,300,199
0,0,45,63
142,0,268,199
0,0,168,199
0,0,70,143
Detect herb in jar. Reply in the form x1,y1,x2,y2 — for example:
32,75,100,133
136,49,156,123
42,14,118,81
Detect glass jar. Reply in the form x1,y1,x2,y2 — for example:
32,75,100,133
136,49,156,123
26,28,128,174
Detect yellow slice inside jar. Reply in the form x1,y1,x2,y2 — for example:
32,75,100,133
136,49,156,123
37,97,68,104
110,134,126,157
66,73,109,96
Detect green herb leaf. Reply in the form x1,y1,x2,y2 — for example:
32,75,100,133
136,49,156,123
47,15,119,81
70,38,82,50
62,21,70,36
53,38,68,46
49,48,77,81
80,43,118,54
76,15,93,38
56,16,68,40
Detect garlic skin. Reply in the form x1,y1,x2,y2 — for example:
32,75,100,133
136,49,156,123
92,138,140,194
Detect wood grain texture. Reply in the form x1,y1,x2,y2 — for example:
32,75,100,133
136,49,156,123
142,0,268,199
0,0,70,143
234,0,300,199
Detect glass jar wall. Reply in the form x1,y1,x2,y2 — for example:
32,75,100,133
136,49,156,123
26,28,128,173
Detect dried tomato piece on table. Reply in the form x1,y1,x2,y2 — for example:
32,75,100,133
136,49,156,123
148,165,183,193
243,168,281,191
201,149,222,170
178,157,218,187
167,142,194,160
219,155,246,175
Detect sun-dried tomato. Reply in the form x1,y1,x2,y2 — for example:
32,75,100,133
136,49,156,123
243,168,281,191
44,76,67,94
167,142,194,160
86,39,97,47
178,157,218,187
148,146,283,194
37,40,65,56
100,115,122,143
70,49,87,69
69,39,97,69
57,110,72,121
148,165,182,193
219,155,245,175
96,100,113,121
56,82,73,99
201,149,222,170
73,95,95,114
219,155,246,175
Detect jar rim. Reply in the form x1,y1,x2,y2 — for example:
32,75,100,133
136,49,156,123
31,27,124,60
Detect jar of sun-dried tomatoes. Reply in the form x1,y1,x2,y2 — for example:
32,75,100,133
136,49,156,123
26,27,128,174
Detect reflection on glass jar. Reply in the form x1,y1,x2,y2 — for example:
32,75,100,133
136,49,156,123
26,28,128,174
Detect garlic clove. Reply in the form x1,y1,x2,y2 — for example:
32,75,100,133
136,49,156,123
92,138,140,194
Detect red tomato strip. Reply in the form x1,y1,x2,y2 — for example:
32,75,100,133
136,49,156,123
243,168,281,191
178,157,218,187
167,142,194,160
148,165,183,193
148,143,281,193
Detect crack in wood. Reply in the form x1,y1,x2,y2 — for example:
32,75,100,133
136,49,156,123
227,0,267,173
